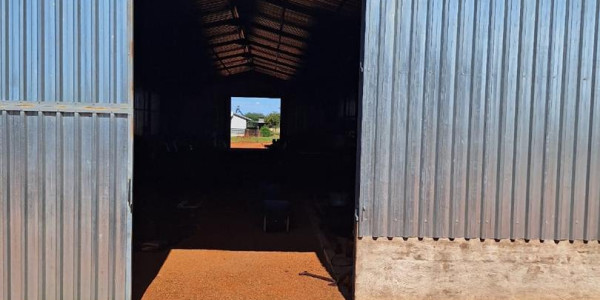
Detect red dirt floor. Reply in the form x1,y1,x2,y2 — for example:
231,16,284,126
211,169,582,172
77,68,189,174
141,250,343,300
134,187,345,300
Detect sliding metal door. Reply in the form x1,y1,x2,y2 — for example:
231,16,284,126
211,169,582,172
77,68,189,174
0,0,133,299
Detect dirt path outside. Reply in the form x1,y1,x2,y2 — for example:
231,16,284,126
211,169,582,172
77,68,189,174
230,141,270,149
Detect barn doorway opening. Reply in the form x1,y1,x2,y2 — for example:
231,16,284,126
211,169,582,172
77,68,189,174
132,0,362,299
230,96,281,149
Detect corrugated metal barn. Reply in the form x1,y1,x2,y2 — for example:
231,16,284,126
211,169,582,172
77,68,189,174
359,0,600,241
355,0,600,298
1,0,599,299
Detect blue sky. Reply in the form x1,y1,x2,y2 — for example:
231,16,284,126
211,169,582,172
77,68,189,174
231,97,281,115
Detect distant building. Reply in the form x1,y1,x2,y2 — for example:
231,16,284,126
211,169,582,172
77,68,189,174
255,118,266,129
231,113,252,137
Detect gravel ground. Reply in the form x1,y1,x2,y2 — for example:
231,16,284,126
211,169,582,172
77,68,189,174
141,249,344,300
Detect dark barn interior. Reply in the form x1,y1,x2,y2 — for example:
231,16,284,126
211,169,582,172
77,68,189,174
132,0,362,298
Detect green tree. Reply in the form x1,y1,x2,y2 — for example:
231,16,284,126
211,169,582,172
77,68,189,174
265,112,280,128
244,112,264,122
260,126,272,137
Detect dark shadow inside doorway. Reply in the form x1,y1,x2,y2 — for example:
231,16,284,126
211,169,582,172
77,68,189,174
132,0,362,298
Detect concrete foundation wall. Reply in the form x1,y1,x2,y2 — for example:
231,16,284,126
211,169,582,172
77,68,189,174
355,238,600,299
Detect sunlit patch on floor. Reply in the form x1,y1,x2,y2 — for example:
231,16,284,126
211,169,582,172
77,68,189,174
141,250,343,300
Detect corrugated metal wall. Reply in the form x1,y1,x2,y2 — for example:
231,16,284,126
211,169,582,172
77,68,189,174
358,0,600,241
0,0,131,103
0,0,133,299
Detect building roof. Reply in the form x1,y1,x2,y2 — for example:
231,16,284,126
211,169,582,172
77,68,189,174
196,0,360,80
231,113,253,121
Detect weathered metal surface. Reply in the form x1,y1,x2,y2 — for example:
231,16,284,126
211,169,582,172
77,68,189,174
0,0,133,299
359,0,600,241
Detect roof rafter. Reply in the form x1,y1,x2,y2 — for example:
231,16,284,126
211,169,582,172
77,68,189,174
198,0,364,80
249,42,303,59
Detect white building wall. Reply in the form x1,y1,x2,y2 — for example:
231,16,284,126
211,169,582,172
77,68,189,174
231,115,247,137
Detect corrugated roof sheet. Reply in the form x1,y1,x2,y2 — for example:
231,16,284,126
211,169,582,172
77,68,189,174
196,0,359,80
